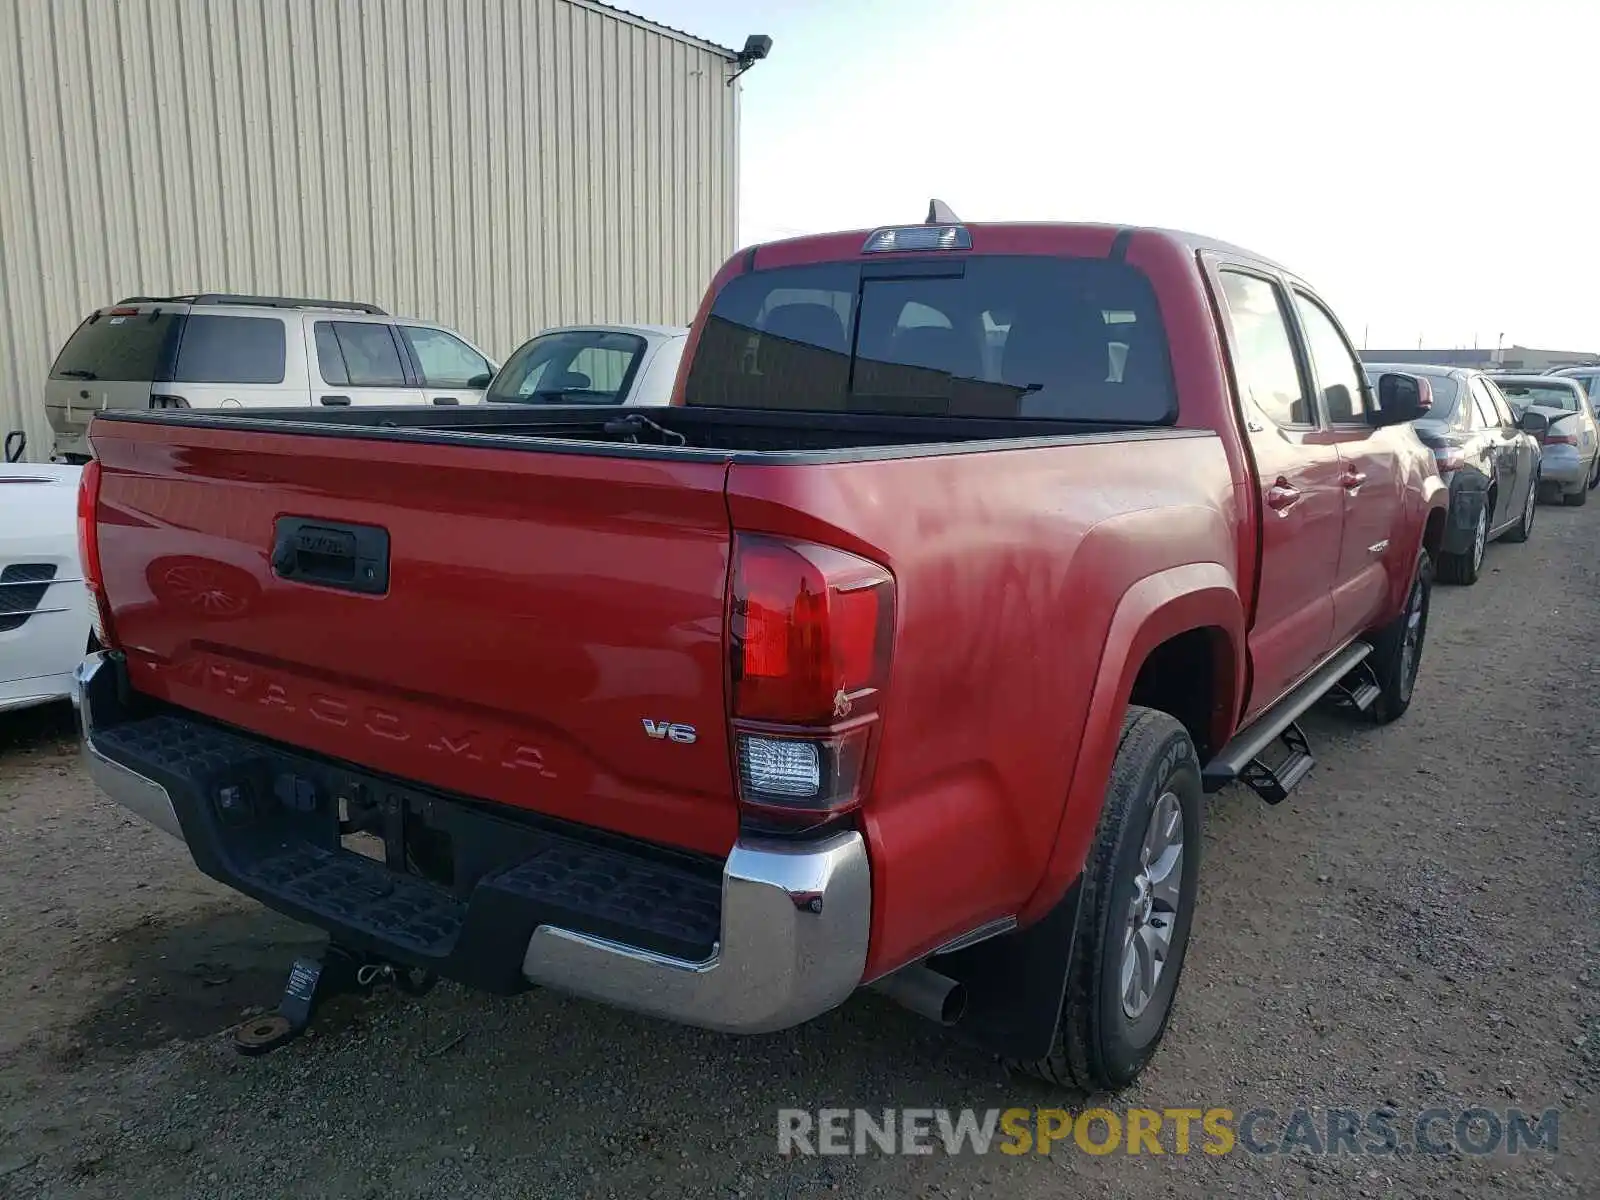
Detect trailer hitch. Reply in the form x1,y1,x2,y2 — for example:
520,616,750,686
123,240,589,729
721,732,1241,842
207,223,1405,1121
231,942,438,1056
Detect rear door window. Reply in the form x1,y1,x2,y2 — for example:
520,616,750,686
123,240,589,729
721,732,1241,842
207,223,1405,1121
684,256,1176,421
1486,385,1519,427
1215,271,1311,427
50,311,179,382
171,314,287,384
315,321,408,387
1469,380,1501,429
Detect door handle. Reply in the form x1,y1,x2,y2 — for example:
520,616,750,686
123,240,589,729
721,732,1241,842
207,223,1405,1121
431,396,460,406
320,394,352,406
1266,480,1302,514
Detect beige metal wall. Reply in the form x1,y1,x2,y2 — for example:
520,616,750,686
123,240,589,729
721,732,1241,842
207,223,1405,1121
0,0,739,461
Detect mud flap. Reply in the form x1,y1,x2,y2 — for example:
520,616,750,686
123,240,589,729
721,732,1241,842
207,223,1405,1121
932,879,1082,1062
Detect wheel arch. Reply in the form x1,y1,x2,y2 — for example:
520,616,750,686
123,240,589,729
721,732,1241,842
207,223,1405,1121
1016,562,1244,927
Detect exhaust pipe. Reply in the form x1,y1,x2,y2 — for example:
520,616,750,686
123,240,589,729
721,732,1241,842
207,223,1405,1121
870,965,966,1026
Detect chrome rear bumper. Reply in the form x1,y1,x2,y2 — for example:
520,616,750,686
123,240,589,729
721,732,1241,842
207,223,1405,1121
520,830,870,1033
73,655,183,839
74,651,871,1034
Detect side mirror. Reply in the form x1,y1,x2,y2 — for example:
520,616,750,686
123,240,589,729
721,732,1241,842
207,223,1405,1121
1369,372,1432,427
466,372,493,390
1517,408,1549,435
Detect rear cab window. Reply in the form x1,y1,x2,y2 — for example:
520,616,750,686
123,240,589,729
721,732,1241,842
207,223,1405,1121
683,256,1177,421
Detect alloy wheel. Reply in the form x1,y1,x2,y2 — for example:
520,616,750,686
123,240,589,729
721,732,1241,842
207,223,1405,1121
1397,574,1427,704
1121,790,1184,1020
1471,509,1487,574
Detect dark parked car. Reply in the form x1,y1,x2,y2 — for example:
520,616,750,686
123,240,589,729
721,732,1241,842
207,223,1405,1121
1364,364,1545,585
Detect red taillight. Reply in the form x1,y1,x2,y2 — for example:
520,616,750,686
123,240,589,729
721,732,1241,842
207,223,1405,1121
732,535,893,724
730,535,895,820
75,459,118,648
105,306,140,316
1541,433,1578,446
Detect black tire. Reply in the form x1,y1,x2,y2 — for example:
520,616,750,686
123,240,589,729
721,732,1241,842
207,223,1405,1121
1588,456,1600,491
1012,707,1202,1094
1500,478,1536,544
1436,502,1486,584
1563,486,1587,507
1367,549,1432,725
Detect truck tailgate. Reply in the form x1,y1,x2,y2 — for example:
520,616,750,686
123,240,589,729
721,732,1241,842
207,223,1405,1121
90,421,738,857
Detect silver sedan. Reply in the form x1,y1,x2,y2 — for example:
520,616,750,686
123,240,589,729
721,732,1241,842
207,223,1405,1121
1491,375,1600,505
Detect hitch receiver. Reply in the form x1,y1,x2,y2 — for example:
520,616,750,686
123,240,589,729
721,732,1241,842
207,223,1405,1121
231,942,437,1056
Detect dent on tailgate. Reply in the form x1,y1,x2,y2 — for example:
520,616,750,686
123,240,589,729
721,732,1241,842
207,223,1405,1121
90,422,740,857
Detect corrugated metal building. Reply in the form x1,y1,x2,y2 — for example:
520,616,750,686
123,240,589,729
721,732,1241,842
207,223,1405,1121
0,0,741,461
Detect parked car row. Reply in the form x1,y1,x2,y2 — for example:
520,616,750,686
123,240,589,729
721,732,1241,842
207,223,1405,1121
1359,363,1599,586
44,293,689,462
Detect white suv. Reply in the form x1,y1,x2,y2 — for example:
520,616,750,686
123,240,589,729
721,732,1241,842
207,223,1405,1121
45,294,498,460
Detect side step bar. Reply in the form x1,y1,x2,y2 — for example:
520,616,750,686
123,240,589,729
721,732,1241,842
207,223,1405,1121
1202,641,1373,801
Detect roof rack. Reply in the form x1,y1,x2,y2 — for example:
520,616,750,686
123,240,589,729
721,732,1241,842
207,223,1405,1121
112,293,386,315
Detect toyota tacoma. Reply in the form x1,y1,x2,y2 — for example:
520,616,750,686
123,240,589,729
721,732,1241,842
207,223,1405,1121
75,212,1448,1091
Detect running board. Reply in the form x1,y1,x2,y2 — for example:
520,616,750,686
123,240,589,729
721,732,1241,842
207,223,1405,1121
1202,641,1373,797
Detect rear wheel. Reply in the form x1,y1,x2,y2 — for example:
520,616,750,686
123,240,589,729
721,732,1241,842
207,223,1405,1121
1563,484,1588,507
1589,455,1600,491
1501,477,1536,543
1012,707,1202,1093
1367,549,1432,724
1436,504,1486,584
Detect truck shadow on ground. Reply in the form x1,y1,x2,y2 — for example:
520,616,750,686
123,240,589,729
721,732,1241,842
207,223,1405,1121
60,906,325,1062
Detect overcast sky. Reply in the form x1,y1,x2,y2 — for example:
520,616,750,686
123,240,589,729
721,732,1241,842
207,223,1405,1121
642,0,1598,352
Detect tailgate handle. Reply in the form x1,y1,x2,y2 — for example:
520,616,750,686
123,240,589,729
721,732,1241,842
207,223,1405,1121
271,518,390,595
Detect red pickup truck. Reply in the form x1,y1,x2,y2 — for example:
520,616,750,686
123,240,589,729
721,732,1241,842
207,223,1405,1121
74,216,1448,1092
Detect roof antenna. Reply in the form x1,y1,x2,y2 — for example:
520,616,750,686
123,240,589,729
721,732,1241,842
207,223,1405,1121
925,198,961,224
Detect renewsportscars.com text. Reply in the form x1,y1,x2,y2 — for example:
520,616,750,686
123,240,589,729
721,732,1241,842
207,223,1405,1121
777,1106,1560,1157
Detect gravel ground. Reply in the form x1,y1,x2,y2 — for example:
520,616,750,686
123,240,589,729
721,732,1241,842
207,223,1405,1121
1,503,1595,1199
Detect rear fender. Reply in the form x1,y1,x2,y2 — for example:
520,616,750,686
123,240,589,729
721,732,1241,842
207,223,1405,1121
1389,460,1450,616
1016,561,1244,927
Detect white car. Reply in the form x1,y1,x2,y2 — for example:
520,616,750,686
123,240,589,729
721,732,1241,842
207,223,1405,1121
46,294,499,460
483,325,688,407
0,461,90,713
